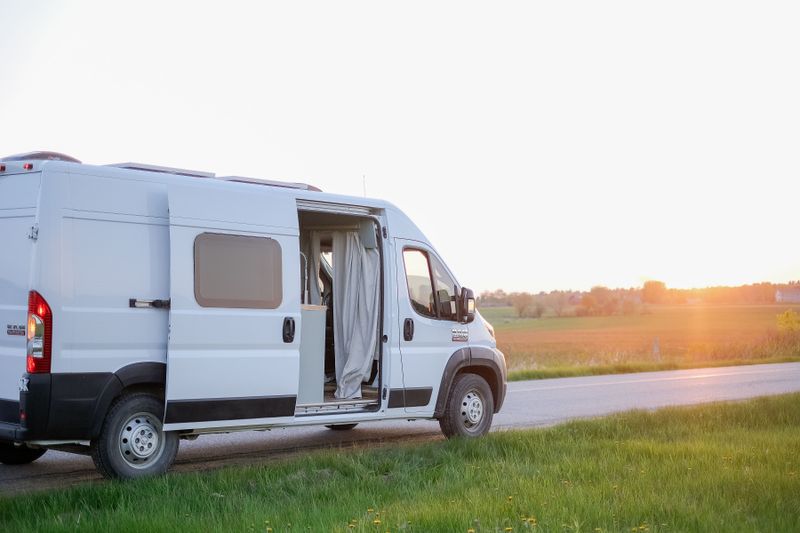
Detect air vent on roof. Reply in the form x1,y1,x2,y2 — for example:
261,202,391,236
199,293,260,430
1,151,81,163
107,162,215,178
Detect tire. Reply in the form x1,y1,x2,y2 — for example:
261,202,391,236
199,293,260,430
0,443,47,465
438,373,495,439
325,423,358,431
91,393,179,480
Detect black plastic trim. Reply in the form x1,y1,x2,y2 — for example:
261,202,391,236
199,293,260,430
387,387,433,409
0,421,21,441
19,373,51,440
115,361,166,389
2,363,169,443
165,395,297,424
433,346,508,417
0,399,19,425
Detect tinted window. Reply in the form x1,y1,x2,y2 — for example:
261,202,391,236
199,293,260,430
403,249,435,318
194,233,282,308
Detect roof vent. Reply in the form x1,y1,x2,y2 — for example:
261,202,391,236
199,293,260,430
107,162,215,178
1,151,81,163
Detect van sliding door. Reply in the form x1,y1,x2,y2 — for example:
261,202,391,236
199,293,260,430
163,183,301,431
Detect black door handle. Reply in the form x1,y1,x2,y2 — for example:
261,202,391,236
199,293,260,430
403,318,414,341
283,317,295,343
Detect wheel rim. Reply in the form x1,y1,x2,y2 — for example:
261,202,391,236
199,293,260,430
460,388,485,431
118,411,165,469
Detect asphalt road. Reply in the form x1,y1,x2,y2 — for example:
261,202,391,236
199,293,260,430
3,362,799,494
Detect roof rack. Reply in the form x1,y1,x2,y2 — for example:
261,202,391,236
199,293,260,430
1,151,81,163
107,162,216,178
218,175,321,192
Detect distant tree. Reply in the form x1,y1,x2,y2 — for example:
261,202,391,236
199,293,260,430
642,280,667,304
546,291,570,317
621,299,638,315
509,292,535,318
578,293,597,316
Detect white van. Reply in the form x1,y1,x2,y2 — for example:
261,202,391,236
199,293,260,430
0,152,506,479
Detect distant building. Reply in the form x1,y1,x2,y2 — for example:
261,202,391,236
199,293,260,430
776,289,800,303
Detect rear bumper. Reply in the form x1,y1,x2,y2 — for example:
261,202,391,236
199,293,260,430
0,421,27,442
0,372,121,444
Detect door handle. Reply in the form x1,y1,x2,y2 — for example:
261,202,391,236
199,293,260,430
403,318,414,341
129,298,170,309
283,317,296,343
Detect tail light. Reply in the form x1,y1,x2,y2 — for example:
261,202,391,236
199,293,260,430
27,291,52,373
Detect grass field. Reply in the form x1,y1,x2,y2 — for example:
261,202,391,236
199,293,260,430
479,304,800,380
2,394,799,532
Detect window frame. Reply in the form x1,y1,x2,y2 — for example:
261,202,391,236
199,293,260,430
402,246,460,322
193,232,283,309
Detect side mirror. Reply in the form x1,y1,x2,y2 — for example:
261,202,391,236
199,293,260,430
459,287,476,324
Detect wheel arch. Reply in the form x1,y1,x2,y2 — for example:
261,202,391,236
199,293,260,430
89,362,166,439
434,347,507,418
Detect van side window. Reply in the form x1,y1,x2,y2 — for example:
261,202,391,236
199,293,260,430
403,249,436,318
194,233,282,309
430,255,458,320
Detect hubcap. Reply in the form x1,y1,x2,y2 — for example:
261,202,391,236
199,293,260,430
118,412,163,468
460,388,485,430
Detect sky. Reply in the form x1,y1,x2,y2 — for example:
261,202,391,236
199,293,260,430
1,1,798,293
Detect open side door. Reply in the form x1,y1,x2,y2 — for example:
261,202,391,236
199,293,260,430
163,183,301,431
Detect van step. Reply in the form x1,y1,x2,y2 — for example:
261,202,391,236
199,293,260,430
295,398,376,416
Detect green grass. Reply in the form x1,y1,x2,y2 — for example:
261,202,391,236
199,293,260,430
3,394,800,532
479,305,800,380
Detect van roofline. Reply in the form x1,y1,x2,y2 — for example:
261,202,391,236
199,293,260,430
20,157,396,211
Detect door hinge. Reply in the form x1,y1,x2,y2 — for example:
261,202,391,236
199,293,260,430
382,226,388,239
27,224,39,241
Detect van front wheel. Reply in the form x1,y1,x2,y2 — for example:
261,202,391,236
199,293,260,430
0,443,47,465
91,393,179,480
439,373,494,438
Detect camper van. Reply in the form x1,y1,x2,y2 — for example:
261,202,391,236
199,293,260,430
0,152,506,479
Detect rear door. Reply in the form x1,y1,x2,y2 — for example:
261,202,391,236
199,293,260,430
164,183,301,431
0,170,39,419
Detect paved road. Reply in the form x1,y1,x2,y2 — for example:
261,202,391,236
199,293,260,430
3,362,800,494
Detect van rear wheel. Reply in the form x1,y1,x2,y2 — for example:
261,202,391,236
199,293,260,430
0,443,47,465
439,373,494,438
91,393,178,480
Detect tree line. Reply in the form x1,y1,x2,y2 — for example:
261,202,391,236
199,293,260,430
479,281,800,318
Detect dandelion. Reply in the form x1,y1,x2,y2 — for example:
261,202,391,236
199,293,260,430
467,529,475,533
374,519,382,526
507,496,513,501
368,508,375,513
505,528,513,532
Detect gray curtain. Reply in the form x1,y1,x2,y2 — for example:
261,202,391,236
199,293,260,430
332,231,380,399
